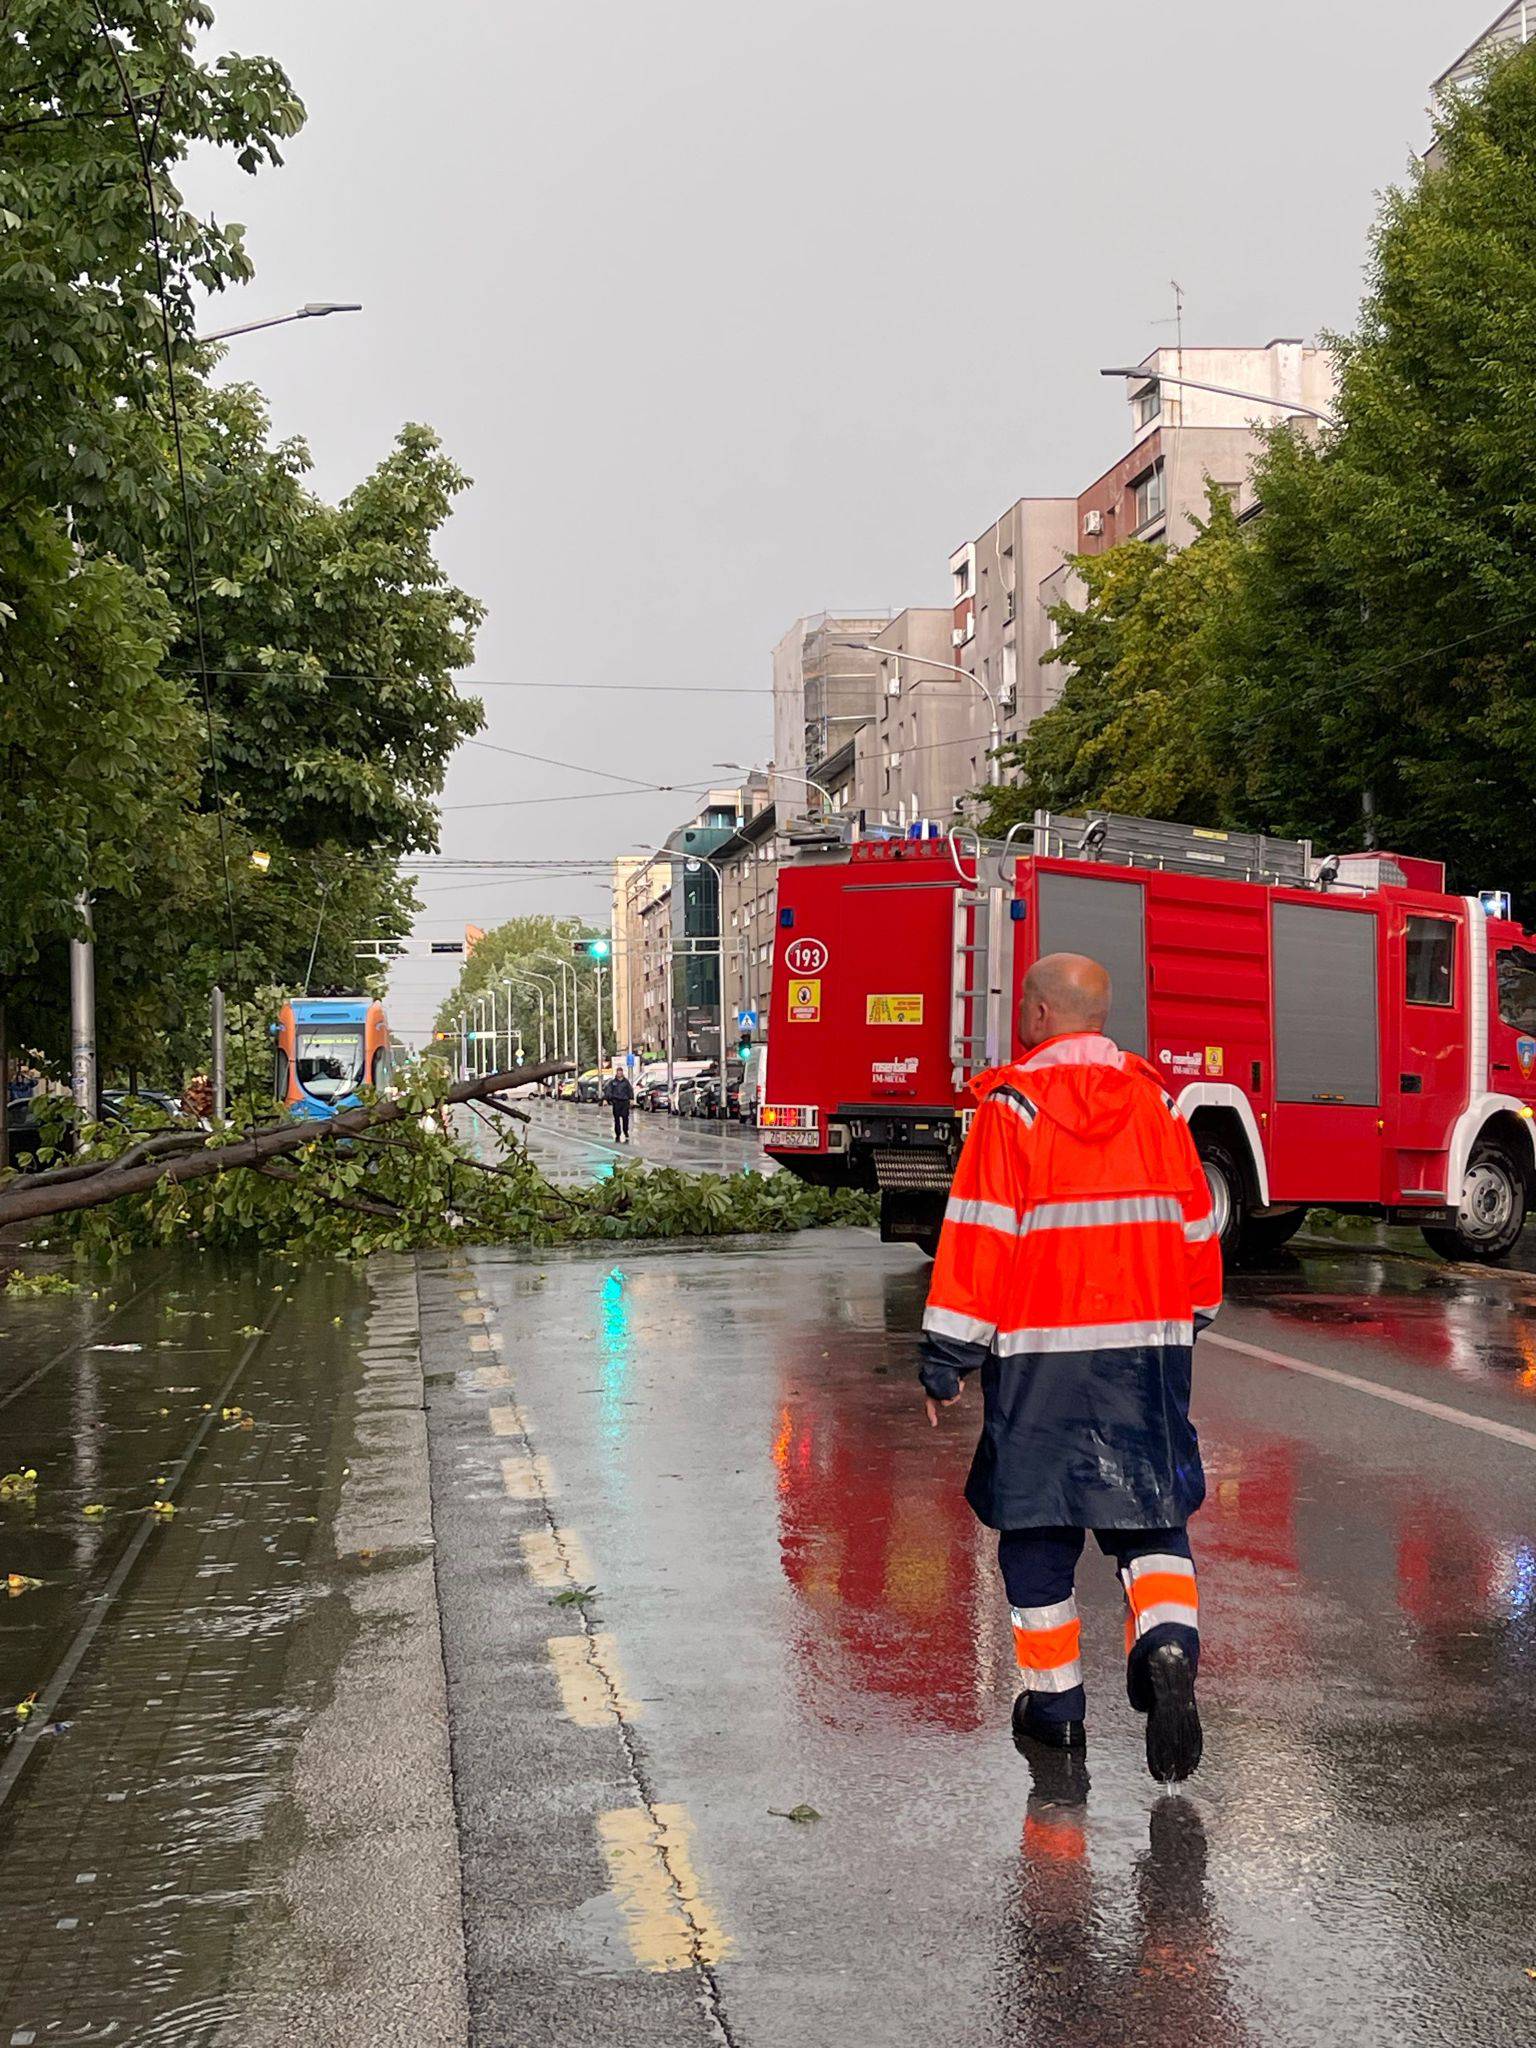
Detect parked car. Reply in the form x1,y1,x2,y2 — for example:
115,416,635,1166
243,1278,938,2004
691,1076,721,1118
574,1070,603,1103
640,1077,671,1113
672,1075,708,1116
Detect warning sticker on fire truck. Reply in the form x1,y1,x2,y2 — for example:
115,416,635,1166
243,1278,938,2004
866,994,923,1025
1204,1046,1224,1077
787,979,821,1021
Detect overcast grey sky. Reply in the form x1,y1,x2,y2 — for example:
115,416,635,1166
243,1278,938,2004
192,0,1490,1038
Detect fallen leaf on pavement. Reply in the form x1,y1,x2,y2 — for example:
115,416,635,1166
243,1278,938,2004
549,1584,597,1608
81,1503,106,1518
768,1804,822,1824
5,1574,41,1595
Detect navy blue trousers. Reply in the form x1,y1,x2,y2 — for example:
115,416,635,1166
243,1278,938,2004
998,1525,1200,1724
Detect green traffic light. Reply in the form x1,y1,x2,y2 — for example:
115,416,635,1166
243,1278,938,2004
591,939,610,958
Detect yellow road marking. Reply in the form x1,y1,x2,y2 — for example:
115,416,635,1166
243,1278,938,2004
460,1306,488,1325
474,1365,513,1390
596,1804,730,1971
519,1526,594,1588
501,1452,557,1499
488,1402,524,1438
546,1633,638,1726
469,1330,504,1354
456,1288,478,1302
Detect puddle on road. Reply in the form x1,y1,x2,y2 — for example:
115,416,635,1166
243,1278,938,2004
0,1251,376,2044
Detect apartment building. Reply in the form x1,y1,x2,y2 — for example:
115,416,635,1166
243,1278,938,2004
949,499,1078,751
847,608,975,824
1437,3,1534,95
610,785,756,1062
770,611,891,812
1075,340,1334,558
714,795,780,1034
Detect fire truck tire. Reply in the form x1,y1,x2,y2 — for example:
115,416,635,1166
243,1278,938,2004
1237,1208,1308,1258
1193,1132,1247,1259
1422,1141,1528,1263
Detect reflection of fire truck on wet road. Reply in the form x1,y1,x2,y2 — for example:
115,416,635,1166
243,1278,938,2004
758,811,1536,1265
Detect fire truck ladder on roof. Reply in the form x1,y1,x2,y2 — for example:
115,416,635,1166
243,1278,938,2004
1031,810,1313,886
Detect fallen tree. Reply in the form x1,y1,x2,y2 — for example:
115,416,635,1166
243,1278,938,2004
1,1063,878,1257
0,1062,567,1228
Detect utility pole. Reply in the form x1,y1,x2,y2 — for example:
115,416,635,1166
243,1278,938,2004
69,894,97,1116
210,985,227,1123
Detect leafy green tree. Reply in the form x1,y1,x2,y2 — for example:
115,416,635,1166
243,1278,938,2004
980,493,1244,835
86,379,484,856
434,917,607,1068
0,1,304,516
0,6,480,1090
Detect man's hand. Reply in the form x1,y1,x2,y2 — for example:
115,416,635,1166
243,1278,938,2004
925,1388,964,1428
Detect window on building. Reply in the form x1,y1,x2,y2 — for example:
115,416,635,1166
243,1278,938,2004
952,557,972,599
1132,461,1166,529
1405,917,1455,1006
1135,380,1161,428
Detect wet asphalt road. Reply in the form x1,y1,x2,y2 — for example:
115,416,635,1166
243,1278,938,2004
3,1213,1536,2041
465,1096,778,1183
424,1232,1536,2048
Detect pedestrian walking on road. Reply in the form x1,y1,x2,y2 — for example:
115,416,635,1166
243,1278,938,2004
919,953,1221,1786
605,1070,634,1144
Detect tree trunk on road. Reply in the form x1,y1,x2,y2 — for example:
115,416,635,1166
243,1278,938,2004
0,1062,570,1227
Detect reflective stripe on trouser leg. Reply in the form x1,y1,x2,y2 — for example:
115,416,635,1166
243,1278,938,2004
1120,1551,1199,1657
1011,1596,1084,1693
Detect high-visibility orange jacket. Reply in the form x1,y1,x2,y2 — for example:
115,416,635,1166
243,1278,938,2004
919,1032,1221,1531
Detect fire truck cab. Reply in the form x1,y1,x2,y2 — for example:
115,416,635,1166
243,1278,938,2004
759,811,1536,1265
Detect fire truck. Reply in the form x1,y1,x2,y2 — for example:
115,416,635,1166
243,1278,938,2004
758,811,1536,1264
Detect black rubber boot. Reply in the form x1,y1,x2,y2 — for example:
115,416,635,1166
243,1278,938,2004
1012,1691,1086,1753
1144,1642,1202,1784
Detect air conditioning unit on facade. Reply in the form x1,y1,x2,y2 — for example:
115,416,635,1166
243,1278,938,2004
1083,509,1105,537
951,626,966,647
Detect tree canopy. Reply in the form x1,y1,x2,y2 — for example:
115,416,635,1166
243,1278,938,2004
0,2,480,1088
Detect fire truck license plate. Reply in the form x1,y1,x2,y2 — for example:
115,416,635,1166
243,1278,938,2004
765,1128,822,1148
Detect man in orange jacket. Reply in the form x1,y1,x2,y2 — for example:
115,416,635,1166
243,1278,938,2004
920,953,1220,1785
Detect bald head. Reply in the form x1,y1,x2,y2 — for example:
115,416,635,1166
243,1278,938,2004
1019,953,1112,1050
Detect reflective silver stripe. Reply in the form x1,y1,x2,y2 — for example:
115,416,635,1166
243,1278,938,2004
1010,1596,1079,1632
990,1088,1038,1128
1122,1553,1195,1584
1018,1658,1084,1692
1128,1601,1199,1639
1019,1194,1183,1237
994,1318,1194,1356
922,1304,996,1345
1183,1212,1217,1244
944,1197,1023,1236
1192,1300,1221,1320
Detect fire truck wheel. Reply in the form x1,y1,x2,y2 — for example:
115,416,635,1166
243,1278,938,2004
1193,1133,1246,1258
1423,1141,1528,1263
1237,1207,1308,1259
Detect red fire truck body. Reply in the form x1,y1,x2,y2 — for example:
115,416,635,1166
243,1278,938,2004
759,812,1536,1264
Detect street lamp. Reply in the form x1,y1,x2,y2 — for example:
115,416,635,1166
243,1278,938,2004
637,845,728,1074
715,760,834,814
198,301,363,344
1099,364,1338,429
533,953,579,1071
839,644,1003,786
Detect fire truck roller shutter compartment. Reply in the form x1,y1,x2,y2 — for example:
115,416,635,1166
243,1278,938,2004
1035,872,1149,1057
1271,900,1382,1203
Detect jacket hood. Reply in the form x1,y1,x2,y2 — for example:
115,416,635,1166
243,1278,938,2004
971,1033,1148,1145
